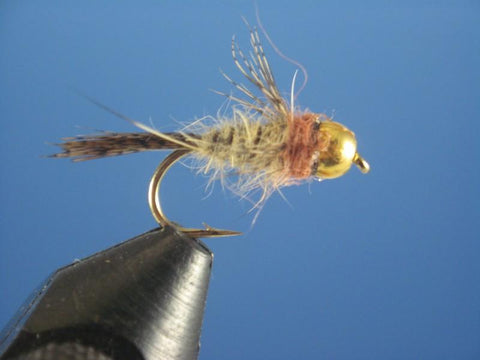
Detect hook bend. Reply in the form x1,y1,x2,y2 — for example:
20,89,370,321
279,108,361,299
148,149,242,238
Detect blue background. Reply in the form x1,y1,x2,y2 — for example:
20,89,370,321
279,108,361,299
1,1,479,359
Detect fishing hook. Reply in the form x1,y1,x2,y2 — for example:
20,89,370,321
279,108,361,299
148,149,242,238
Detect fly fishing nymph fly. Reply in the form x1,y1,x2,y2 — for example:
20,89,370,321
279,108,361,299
52,23,370,237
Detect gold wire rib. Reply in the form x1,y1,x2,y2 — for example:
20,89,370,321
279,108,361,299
148,149,242,238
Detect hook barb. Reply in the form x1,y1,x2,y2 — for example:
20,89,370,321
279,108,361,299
148,149,242,238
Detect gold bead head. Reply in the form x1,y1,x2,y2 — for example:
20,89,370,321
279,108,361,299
316,121,370,179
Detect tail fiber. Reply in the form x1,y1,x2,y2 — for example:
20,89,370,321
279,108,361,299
51,132,195,161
